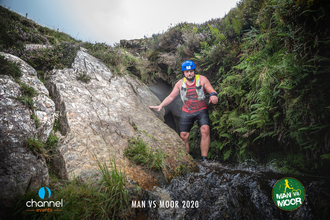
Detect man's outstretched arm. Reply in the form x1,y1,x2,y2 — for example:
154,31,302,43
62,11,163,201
149,81,181,112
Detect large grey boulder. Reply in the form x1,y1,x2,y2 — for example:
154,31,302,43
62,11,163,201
0,53,55,206
47,49,198,187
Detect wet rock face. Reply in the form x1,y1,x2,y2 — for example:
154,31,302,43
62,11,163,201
0,53,54,206
46,49,198,186
144,161,329,220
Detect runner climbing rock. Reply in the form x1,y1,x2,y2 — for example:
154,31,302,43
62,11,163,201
149,60,218,161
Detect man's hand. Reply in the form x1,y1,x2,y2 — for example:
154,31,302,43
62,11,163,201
149,81,180,113
209,95,218,104
149,105,163,112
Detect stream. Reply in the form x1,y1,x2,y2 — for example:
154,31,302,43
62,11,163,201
144,82,330,219
133,160,330,220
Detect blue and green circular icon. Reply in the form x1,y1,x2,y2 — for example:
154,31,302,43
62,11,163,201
272,177,305,211
38,187,51,199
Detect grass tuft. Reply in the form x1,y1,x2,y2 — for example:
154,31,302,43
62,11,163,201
124,136,166,170
93,154,130,219
25,137,47,158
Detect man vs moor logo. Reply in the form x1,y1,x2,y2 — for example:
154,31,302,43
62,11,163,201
272,177,305,211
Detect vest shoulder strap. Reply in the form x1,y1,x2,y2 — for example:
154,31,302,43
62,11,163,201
195,75,200,84
181,75,200,88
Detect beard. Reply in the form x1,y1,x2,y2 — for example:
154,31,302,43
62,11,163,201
186,75,195,81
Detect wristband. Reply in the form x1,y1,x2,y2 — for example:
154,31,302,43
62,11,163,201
210,92,217,97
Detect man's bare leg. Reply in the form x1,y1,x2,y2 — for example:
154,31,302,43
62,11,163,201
180,132,190,153
200,125,210,157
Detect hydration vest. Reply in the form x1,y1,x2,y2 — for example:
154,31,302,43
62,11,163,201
180,75,206,102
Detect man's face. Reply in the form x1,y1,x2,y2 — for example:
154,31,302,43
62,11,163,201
183,70,195,81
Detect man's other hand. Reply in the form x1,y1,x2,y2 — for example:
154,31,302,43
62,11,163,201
209,95,218,104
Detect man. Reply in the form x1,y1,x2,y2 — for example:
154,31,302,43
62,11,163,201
149,60,218,161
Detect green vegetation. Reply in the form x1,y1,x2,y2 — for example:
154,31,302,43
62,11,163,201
175,164,187,175
124,136,166,170
24,134,59,159
20,42,79,71
93,155,130,219
45,134,59,152
53,118,61,133
0,6,80,73
97,0,329,175
136,0,330,175
15,80,41,127
25,137,47,158
0,6,78,50
31,113,40,128
83,43,152,82
0,54,22,78
267,152,313,175
76,71,91,83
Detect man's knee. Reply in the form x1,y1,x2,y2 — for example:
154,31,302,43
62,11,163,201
180,132,189,141
200,125,210,136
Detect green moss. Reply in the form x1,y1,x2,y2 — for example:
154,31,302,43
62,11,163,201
175,164,186,175
31,113,40,128
77,72,91,83
53,118,61,134
14,80,38,121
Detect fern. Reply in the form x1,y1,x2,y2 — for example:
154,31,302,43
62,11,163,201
321,154,330,160
231,17,242,35
223,148,232,161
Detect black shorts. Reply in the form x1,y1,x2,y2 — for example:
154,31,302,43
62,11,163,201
180,109,210,133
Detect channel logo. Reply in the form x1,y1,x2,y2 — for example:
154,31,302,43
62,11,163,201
38,187,51,199
26,187,63,213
